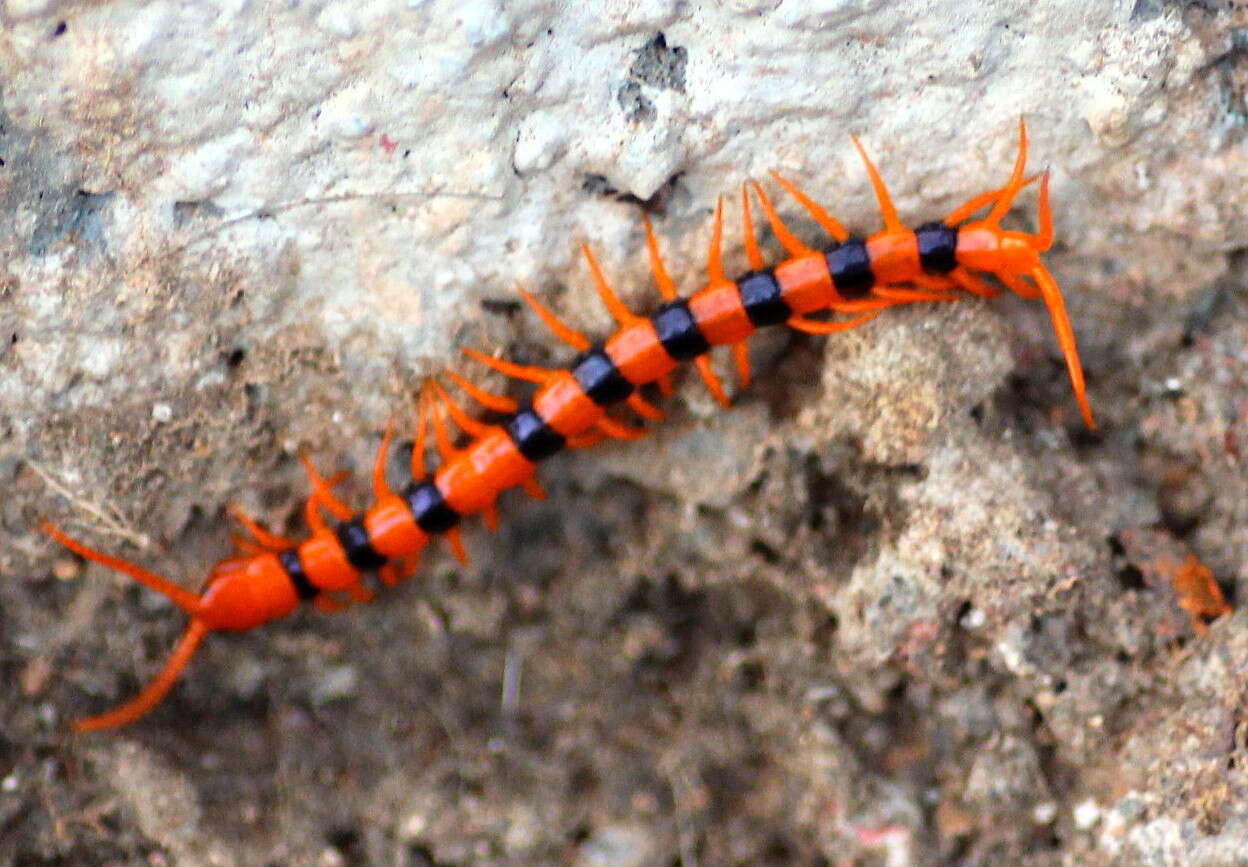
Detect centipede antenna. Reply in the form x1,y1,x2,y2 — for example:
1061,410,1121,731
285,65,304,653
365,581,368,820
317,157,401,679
983,117,1029,227
1028,264,1095,429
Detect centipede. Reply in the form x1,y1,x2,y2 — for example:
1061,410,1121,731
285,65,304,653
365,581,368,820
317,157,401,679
40,119,1093,732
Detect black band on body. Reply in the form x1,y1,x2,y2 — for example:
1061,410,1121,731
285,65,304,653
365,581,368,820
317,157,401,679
571,346,634,406
335,517,387,571
651,299,710,361
278,549,319,600
737,270,789,327
402,479,460,534
824,238,873,298
915,222,958,273
505,406,565,462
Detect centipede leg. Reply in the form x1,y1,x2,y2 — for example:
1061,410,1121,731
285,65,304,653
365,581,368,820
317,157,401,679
767,172,850,243
443,368,519,415
444,527,469,565
787,311,878,335
996,270,1041,300
518,287,591,352
749,182,813,258
227,505,296,551
693,356,731,408
627,392,665,422
642,214,680,301
583,243,644,327
950,268,999,299
850,135,906,234
300,455,354,522
732,341,751,390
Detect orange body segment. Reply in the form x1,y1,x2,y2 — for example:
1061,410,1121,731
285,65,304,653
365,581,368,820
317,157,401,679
532,372,605,437
466,429,536,493
364,494,428,559
604,319,678,385
436,452,496,516
688,280,754,346
866,231,920,285
297,534,359,592
775,253,836,315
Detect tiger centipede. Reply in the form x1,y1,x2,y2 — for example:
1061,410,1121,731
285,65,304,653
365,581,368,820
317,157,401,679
41,119,1093,732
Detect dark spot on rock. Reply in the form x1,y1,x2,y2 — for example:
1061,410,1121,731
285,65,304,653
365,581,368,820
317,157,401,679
580,172,683,216
629,32,688,93
480,297,522,316
616,80,655,124
1116,563,1147,591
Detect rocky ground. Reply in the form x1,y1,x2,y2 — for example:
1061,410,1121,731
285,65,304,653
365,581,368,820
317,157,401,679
2,1,1248,865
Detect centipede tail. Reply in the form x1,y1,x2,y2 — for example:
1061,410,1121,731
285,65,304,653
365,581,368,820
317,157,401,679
43,120,1093,729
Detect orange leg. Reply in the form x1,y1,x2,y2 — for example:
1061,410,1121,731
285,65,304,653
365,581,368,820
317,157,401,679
871,286,960,304
582,243,644,328
641,214,680,302
1034,171,1053,251
942,173,1041,227
443,368,518,415
768,172,850,243
371,420,396,500
627,392,665,422
996,270,1041,300
740,184,766,271
749,182,813,258
300,455,353,522
950,268,999,299
411,387,433,479
461,347,556,386
444,527,469,565
429,395,459,462
566,430,607,449
705,195,726,284
787,311,878,335
518,287,591,352
693,356,730,408
227,505,296,551
595,416,648,441
850,136,907,235
430,379,492,439
732,342,751,390
314,592,351,614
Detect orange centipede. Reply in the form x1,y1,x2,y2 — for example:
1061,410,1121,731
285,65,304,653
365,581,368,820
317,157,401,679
41,119,1093,732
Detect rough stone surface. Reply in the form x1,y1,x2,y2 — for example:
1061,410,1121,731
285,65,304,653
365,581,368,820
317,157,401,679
2,1,1248,864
